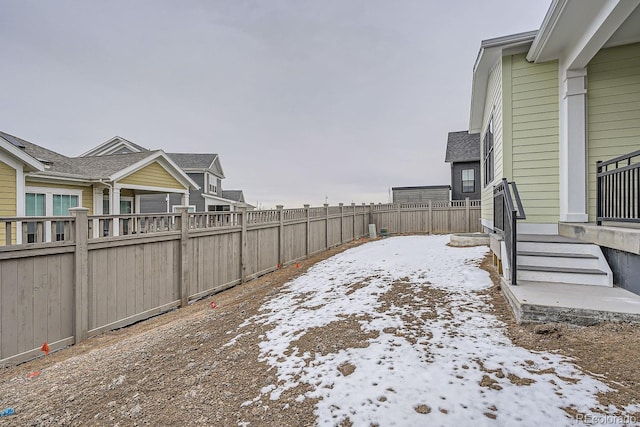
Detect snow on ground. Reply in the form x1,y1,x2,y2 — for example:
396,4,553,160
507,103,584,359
230,235,639,426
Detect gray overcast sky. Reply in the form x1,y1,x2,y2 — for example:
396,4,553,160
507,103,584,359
0,0,550,208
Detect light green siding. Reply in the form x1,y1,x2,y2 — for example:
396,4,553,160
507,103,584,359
480,61,504,224
587,43,640,221
509,53,559,224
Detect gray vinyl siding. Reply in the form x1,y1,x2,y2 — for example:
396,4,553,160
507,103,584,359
451,161,480,200
392,187,450,203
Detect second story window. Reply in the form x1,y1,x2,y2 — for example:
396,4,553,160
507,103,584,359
209,182,217,193
483,116,494,187
462,169,475,193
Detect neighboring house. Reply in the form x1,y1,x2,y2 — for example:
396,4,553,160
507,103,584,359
0,132,198,243
221,190,254,210
445,130,481,200
469,0,640,294
392,186,450,203
82,137,248,212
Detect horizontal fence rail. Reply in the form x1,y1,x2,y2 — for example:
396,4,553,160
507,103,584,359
597,149,640,225
0,199,479,366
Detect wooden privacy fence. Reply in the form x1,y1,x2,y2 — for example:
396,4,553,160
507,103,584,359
0,199,480,366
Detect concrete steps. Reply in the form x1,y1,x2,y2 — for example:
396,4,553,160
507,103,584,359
515,234,612,287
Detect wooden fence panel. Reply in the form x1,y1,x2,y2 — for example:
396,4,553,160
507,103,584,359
327,217,342,247
87,238,180,335
309,219,327,255
245,226,279,278
188,231,242,300
1,249,74,364
342,216,354,241
283,222,307,263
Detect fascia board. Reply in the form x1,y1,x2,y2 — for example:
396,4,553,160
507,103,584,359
527,0,568,63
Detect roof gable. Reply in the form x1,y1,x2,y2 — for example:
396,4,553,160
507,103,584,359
80,136,149,157
445,131,480,163
167,153,225,178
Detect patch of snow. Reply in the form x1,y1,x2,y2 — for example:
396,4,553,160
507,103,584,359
234,236,640,426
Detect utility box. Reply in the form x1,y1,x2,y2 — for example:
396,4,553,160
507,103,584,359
368,224,377,239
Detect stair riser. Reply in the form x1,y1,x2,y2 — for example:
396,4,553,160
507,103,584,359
518,242,596,255
518,256,600,270
518,270,612,287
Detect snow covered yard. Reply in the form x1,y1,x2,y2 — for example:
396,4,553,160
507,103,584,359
230,235,639,426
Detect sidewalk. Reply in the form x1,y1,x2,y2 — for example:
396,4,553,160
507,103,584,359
501,280,640,325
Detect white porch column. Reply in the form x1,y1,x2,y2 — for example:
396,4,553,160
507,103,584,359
559,67,589,222
92,187,103,238
134,195,141,214
181,192,190,207
111,187,121,236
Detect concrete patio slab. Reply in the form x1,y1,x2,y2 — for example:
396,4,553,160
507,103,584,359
501,280,640,325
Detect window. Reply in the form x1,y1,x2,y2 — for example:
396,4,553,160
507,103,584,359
25,193,45,243
53,194,78,240
483,116,494,186
25,187,82,242
462,169,475,193
209,182,216,193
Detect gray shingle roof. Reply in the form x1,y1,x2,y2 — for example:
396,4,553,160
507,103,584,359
445,131,480,163
222,190,245,203
1,131,163,179
167,153,218,170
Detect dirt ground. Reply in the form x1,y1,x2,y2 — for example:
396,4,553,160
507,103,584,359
0,239,638,426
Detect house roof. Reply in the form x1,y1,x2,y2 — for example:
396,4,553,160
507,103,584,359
16,134,155,179
527,0,640,68
0,131,45,172
221,190,245,203
445,131,480,163
167,153,224,177
469,31,537,133
1,131,198,189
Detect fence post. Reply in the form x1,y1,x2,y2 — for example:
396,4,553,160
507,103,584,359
428,200,433,234
70,207,89,344
397,203,402,234
339,203,344,243
178,207,190,307
465,197,470,232
239,207,247,283
324,203,329,249
277,205,284,266
351,203,356,240
304,204,310,256
369,203,375,233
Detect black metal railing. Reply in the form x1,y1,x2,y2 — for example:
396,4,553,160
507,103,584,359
493,179,526,285
597,149,640,225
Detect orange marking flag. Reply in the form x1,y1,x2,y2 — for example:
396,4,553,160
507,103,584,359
40,342,50,355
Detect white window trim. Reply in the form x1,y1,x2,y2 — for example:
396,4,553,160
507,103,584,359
25,186,83,242
26,186,83,216
103,195,134,214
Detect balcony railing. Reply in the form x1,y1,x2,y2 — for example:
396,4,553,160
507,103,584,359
597,149,640,225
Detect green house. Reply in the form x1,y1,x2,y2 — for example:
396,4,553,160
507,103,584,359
470,0,640,295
